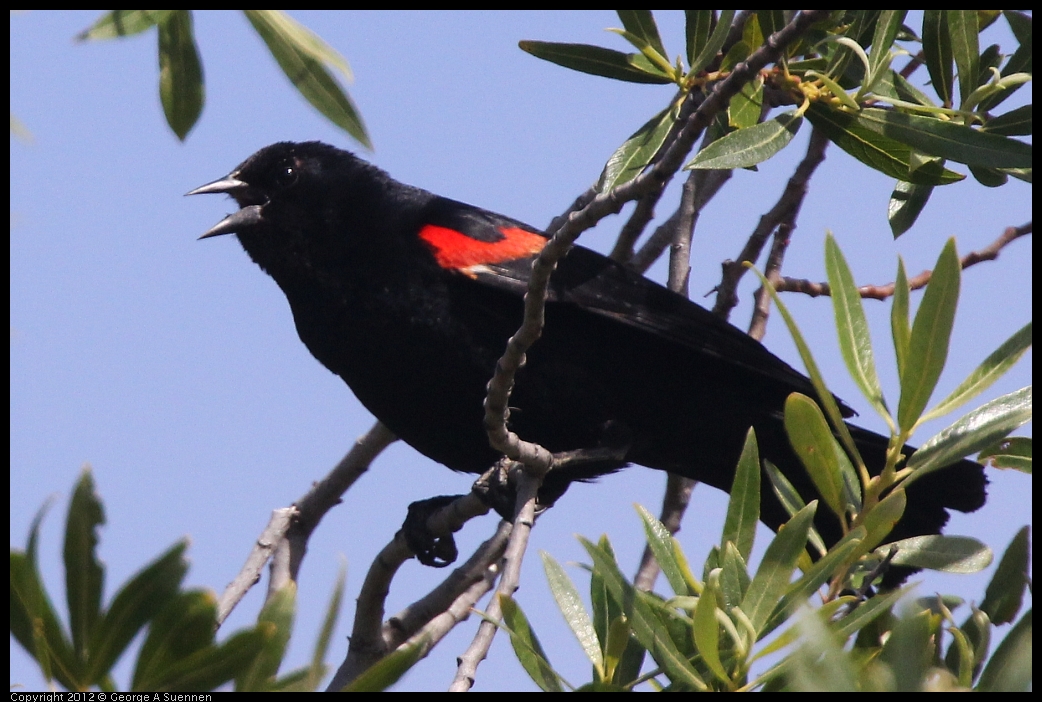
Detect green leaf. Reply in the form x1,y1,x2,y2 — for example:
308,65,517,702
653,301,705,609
906,386,1032,480
980,526,1030,625
244,10,369,148
922,10,954,106
684,10,712,68
745,265,865,493
784,395,847,521
728,75,763,129
580,537,707,690
690,10,737,75
946,10,980,106
879,610,935,690
968,165,1008,188
983,104,1032,137
976,609,1032,692
89,541,189,681
806,103,964,185
600,103,677,191
718,542,750,609
825,235,887,417
518,40,672,84
888,180,933,238
616,10,667,62
922,322,1032,422
756,11,787,43
499,595,566,692
897,238,960,431
687,112,801,170
978,436,1032,473
691,578,729,683
10,549,78,689
636,505,689,597
763,460,826,558
762,528,866,638
76,10,173,40
831,584,909,639
859,488,906,554
722,428,760,562
891,257,911,374
237,583,296,691
788,608,858,691
157,11,204,141
863,10,906,97
540,552,603,675
341,636,427,692
741,502,816,635
64,468,105,670
153,628,268,692
132,590,220,690
851,108,1032,169
881,534,992,573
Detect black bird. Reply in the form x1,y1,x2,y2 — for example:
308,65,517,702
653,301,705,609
189,141,987,582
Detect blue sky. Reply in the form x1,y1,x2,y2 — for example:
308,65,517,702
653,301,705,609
11,11,1032,692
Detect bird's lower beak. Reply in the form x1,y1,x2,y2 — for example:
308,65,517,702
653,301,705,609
196,205,265,239
187,174,264,239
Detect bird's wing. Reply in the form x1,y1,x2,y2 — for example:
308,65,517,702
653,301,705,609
420,197,853,416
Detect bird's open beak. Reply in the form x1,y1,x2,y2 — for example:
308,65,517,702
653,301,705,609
187,174,264,239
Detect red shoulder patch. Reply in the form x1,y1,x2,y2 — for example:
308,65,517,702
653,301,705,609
419,224,546,270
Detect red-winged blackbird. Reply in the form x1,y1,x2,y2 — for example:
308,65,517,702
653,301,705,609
189,141,986,583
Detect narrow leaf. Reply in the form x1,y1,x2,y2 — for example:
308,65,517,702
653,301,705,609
541,552,603,674
600,104,677,191
684,10,712,68
975,609,1032,692
891,257,911,373
64,469,105,668
741,502,817,634
980,526,1030,625
922,10,954,106
157,11,204,141
982,104,1033,137
690,10,737,75
978,436,1032,473
499,595,565,692
89,541,189,681
806,103,964,185
897,238,960,431
784,395,846,521
722,428,760,562
341,637,427,692
518,41,672,84
851,108,1032,169
244,10,369,148
864,11,906,96
687,112,802,170
617,10,667,60
947,10,980,106
906,386,1032,480
728,76,763,130
691,582,729,683
636,505,689,597
76,10,173,40
881,534,992,573
923,321,1032,421
825,234,886,417
888,180,934,238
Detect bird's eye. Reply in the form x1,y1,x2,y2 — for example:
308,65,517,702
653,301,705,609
276,165,299,188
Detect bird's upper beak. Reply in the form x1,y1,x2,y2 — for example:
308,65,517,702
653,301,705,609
186,173,264,239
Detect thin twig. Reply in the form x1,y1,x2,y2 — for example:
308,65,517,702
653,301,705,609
777,222,1032,300
216,421,397,625
714,126,831,320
